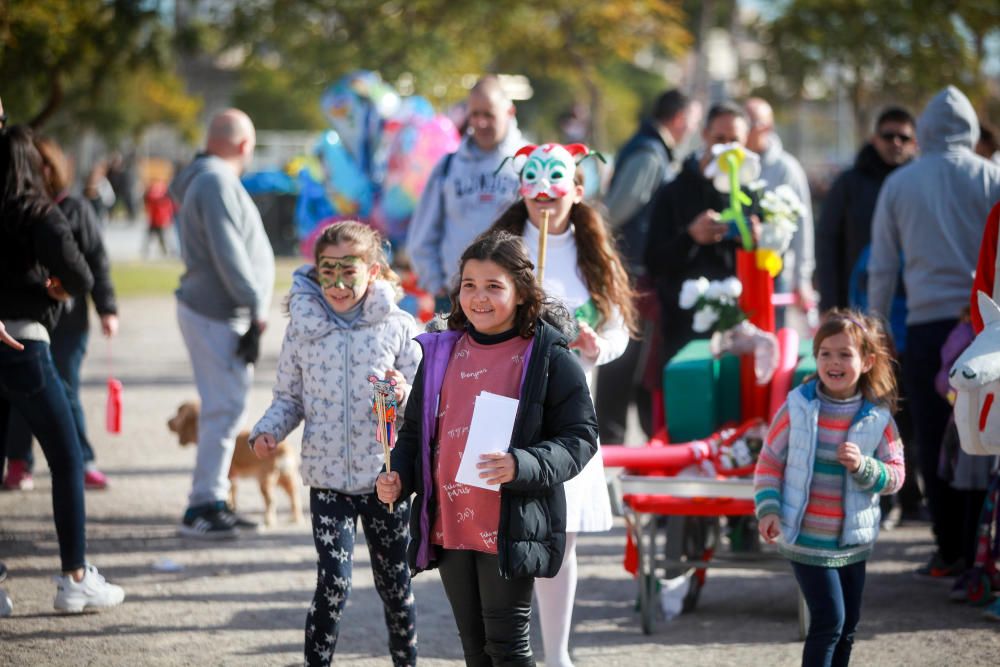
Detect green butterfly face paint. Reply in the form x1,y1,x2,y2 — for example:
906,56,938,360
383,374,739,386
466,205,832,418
316,253,371,312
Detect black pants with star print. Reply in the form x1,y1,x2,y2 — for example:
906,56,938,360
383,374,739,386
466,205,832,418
306,488,416,666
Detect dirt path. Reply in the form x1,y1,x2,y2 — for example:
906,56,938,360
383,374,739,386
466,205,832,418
1,294,998,666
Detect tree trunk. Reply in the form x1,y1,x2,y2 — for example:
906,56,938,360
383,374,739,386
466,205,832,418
29,72,63,130
583,69,604,150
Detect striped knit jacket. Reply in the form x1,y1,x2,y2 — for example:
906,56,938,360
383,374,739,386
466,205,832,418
753,380,905,567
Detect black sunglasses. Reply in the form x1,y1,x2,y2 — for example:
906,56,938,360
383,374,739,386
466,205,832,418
879,131,913,143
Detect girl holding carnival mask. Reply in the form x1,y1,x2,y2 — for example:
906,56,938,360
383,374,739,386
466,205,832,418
489,143,637,667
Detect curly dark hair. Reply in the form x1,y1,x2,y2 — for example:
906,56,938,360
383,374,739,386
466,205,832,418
445,231,549,339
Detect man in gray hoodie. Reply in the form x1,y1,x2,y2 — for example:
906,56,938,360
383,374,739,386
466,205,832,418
170,109,275,539
868,86,1000,576
745,97,816,322
406,75,522,309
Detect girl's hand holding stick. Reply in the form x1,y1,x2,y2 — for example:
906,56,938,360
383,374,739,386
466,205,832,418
369,375,399,511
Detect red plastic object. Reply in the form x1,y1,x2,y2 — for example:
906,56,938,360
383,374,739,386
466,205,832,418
768,327,800,420
601,443,709,473
106,377,122,434
737,250,774,421
622,494,756,516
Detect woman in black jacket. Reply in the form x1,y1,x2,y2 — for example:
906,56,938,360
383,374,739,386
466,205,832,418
3,136,118,491
0,125,125,612
377,231,598,666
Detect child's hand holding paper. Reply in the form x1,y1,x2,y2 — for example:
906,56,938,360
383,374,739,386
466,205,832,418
455,391,519,491
478,452,516,485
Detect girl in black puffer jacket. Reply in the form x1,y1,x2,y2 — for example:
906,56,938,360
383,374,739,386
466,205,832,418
378,231,598,666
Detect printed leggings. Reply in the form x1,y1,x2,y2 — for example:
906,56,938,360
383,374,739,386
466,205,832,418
306,488,416,667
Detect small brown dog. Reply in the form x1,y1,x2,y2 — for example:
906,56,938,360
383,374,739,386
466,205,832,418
167,401,304,526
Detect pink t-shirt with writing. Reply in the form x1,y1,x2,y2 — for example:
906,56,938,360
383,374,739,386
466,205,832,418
431,332,531,553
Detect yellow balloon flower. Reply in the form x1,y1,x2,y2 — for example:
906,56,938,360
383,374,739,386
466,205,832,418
756,249,783,278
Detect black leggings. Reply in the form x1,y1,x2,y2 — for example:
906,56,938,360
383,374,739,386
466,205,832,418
437,549,535,667
306,489,416,666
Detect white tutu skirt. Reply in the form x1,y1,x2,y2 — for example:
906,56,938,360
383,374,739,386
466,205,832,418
563,444,614,533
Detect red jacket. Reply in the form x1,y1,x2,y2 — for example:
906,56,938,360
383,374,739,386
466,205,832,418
144,182,175,229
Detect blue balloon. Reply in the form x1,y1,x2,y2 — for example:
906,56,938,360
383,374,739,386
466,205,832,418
294,169,335,238
317,130,375,218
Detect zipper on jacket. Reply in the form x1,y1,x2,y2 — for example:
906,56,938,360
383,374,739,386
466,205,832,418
345,327,352,491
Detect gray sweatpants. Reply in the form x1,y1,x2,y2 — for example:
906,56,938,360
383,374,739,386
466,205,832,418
176,300,252,508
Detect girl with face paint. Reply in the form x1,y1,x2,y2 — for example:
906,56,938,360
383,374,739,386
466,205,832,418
250,220,422,666
490,143,637,667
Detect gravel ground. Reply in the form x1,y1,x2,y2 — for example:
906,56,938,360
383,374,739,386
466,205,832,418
2,286,999,666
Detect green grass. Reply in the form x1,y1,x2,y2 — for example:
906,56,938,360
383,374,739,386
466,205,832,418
110,258,300,298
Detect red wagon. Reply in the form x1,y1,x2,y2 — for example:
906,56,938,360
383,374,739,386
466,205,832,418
601,250,810,636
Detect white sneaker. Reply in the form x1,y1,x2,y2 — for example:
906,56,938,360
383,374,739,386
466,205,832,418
53,564,125,613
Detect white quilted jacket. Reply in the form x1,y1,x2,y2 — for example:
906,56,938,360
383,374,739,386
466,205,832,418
251,268,421,493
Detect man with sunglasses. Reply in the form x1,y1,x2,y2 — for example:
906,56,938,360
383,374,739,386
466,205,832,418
817,107,917,314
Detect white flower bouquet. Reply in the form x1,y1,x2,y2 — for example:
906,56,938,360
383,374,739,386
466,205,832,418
756,184,804,255
679,276,746,334
680,276,780,385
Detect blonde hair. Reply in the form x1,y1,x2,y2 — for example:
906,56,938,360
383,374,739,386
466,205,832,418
312,220,400,287
811,308,898,412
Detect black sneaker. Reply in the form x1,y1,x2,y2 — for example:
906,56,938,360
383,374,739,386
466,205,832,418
219,506,259,533
178,505,238,540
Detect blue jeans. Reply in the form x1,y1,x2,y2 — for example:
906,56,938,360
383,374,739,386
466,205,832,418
5,328,94,468
791,560,866,667
305,489,416,666
0,340,86,572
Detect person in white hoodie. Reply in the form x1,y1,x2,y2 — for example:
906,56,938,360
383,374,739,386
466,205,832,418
868,85,1000,578
406,75,522,309
251,221,421,666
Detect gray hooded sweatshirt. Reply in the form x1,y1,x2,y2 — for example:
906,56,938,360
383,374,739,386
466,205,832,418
405,124,523,295
170,154,275,322
759,133,815,292
868,86,1000,326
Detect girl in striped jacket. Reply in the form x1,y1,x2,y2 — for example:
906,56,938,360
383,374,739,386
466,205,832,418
754,310,905,667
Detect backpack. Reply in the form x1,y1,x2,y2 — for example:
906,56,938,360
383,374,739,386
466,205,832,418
611,137,672,275
848,244,908,352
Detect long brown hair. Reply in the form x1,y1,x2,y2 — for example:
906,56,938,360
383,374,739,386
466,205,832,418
33,136,72,199
312,220,401,288
446,231,547,339
811,309,898,412
489,180,637,336
0,125,52,230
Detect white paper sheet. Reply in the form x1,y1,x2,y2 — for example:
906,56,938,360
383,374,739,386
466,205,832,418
454,391,520,492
